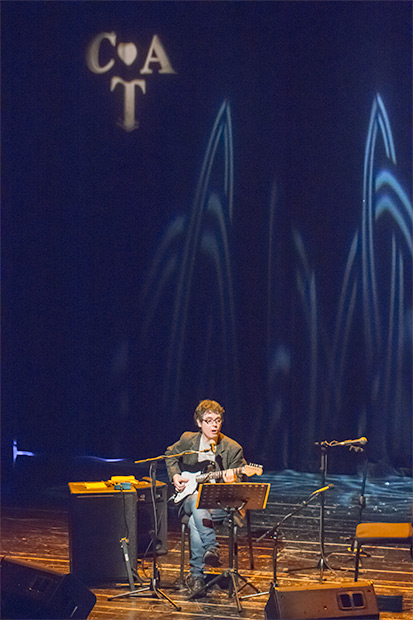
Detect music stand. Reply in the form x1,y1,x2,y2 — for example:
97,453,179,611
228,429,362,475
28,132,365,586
188,482,270,613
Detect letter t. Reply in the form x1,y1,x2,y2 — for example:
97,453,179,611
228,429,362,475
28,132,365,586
110,77,146,132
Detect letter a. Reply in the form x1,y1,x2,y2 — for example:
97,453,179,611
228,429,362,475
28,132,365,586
140,35,176,74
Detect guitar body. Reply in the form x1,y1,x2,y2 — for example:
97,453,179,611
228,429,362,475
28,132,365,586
173,460,216,504
174,470,209,503
172,462,263,504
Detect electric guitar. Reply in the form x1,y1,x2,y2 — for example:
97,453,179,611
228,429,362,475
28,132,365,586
173,463,263,503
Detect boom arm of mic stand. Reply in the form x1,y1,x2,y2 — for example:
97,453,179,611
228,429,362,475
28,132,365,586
256,491,320,543
135,448,211,464
248,492,320,592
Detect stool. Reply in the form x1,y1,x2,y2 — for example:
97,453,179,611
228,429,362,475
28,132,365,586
354,521,413,581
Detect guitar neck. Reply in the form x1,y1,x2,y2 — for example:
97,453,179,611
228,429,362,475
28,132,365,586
197,466,242,483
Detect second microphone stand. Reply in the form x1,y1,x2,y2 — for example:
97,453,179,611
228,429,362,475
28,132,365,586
317,442,332,578
241,486,328,599
284,442,340,582
312,441,366,579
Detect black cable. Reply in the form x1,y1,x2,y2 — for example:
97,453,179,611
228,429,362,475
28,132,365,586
119,486,130,542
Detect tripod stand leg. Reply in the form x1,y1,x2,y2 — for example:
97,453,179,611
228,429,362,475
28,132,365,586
108,582,181,610
107,533,180,609
107,538,150,600
108,584,151,601
241,588,269,600
132,565,181,610
236,572,261,595
228,571,242,613
151,584,182,610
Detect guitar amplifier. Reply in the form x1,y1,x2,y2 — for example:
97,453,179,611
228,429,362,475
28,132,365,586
68,482,137,586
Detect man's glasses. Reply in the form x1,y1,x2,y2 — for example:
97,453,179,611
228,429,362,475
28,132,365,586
202,417,222,426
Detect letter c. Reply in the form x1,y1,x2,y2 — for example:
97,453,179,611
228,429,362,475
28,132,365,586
86,32,117,74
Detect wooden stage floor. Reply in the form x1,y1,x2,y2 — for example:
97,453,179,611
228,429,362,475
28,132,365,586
1,469,412,619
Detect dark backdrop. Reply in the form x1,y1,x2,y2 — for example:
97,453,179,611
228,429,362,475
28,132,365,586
2,1,412,487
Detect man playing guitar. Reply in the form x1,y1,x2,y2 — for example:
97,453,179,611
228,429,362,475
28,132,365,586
165,399,247,598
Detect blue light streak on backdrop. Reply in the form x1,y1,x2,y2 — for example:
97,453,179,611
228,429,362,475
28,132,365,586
141,101,239,417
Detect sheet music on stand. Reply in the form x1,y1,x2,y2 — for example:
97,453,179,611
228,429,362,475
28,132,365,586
196,482,270,511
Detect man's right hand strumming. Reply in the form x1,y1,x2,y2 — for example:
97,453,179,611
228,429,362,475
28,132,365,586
173,473,189,493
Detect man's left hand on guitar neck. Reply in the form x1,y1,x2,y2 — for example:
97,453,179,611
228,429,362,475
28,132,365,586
222,469,235,483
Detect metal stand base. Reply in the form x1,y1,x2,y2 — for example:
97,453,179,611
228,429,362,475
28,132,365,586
188,507,260,613
108,577,181,610
107,538,181,611
189,568,259,613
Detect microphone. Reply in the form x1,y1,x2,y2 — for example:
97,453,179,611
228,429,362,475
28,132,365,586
310,483,334,496
335,437,367,447
198,441,216,454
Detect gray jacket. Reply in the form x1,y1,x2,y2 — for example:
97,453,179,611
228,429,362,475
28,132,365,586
165,431,246,481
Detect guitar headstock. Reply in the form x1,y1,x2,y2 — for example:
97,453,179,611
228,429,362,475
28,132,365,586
243,463,263,477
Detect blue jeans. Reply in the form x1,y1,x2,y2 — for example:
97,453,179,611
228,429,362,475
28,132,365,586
182,491,226,578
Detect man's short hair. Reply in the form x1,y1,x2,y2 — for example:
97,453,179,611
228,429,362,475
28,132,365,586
194,399,225,424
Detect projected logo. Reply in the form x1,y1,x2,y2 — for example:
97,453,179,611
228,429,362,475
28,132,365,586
86,32,176,131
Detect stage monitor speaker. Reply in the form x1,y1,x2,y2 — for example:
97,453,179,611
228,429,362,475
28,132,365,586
68,482,137,586
265,582,379,620
0,557,96,620
135,479,168,556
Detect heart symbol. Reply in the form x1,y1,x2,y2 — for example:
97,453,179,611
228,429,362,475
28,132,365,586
117,42,138,66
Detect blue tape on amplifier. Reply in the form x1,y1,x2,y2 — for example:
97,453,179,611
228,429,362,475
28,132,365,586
114,482,132,490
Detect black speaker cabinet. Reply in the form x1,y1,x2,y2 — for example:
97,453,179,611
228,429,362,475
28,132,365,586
68,482,137,586
135,478,168,556
0,558,96,620
265,582,379,620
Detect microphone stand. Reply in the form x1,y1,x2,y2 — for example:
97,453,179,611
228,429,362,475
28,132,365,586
108,446,212,609
318,442,331,578
348,446,369,555
284,442,336,582
241,488,325,599
108,453,182,611
288,439,365,581
352,448,369,551
318,441,368,561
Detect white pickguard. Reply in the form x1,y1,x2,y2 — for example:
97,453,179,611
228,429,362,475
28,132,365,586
174,471,201,503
